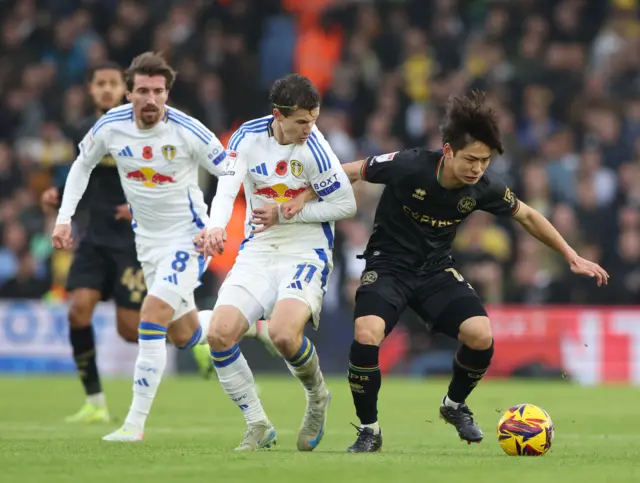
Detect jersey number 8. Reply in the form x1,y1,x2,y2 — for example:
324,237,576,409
172,251,190,272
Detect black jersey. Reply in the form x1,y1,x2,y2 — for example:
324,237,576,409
360,148,520,268
60,114,134,247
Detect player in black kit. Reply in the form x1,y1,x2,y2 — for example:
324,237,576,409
42,63,136,423
337,92,609,452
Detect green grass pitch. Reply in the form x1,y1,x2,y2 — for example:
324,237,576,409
1,376,639,482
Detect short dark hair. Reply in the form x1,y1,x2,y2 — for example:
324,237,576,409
269,73,321,117
124,52,176,91
87,61,124,83
440,91,504,154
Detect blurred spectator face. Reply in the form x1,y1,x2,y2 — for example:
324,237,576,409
551,204,579,236
89,68,126,112
485,7,509,38
198,74,222,102
54,19,77,50
576,177,597,209
580,147,603,175
519,33,543,59
619,229,640,262
444,141,492,185
16,253,36,279
3,222,27,253
522,163,549,199
0,143,11,173
619,205,640,230
127,75,169,128
274,108,319,145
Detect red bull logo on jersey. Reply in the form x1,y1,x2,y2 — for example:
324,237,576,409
125,167,176,188
253,183,306,203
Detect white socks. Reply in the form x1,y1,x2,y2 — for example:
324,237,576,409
211,344,267,424
443,395,460,409
124,322,168,432
362,422,380,434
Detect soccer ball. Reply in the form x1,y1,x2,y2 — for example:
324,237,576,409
497,403,554,456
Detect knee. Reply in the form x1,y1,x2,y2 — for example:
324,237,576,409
207,314,243,351
458,316,493,350
140,295,174,325
268,326,302,356
354,316,385,346
68,302,92,328
116,320,138,343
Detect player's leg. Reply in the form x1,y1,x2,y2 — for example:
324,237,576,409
268,298,329,451
103,246,201,441
270,251,335,451
208,285,276,450
347,293,402,452
65,239,111,423
345,265,410,452
197,310,278,356
111,250,146,343
411,268,490,443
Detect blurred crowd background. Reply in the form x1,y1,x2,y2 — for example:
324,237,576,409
0,0,639,316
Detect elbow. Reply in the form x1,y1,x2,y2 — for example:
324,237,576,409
343,198,357,219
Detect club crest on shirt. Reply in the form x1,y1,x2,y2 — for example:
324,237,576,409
290,159,303,178
457,196,476,213
162,145,177,161
361,271,378,285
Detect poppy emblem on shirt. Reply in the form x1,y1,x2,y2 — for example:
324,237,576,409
142,146,153,160
275,160,288,177
162,145,177,161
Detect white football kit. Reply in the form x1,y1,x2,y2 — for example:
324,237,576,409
57,104,226,318
208,115,356,327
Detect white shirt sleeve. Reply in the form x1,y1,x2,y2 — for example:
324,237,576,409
55,128,108,225
207,150,248,229
189,118,227,177
280,130,356,224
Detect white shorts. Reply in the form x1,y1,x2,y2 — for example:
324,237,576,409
137,242,206,321
214,248,332,328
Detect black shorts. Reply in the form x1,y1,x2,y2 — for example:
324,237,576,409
354,258,487,339
66,238,145,310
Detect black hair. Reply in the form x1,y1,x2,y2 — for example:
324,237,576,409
87,61,124,83
269,73,321,117
440,90,504,154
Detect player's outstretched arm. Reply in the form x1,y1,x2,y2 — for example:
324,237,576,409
279,160,364,220
52,130,107,249
513,201,610,286
203,151,248,257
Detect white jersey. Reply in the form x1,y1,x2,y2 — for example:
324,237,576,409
57,104,226,246
208,115,356,254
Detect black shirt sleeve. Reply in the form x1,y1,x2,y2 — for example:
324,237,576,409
478,172,521,217
361,148,421,185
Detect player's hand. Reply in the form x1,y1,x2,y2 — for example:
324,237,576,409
41,187,59,212
567,254,610,287
114,204,133,221
193,228,206,252
250,203,279,234
52,223,73,250
280,195,306,220
203,227,227,257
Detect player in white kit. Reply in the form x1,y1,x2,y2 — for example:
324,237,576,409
201,74,357,451
51,52,273,442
